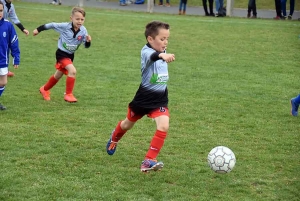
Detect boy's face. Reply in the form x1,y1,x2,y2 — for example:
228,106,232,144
70,11,85,30
0,4,3,20
148,28,170,52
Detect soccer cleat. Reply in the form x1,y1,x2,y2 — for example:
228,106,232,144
106,131,118,155
165,3,170,7
140,159,164,173
39,86,51,101
64,93,77,103
7,71,14,77
288,15,292,20
0,103,7,110
158,2,163,6
290,98,299,117
247,12,250,18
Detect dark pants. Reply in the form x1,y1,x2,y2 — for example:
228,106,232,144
248,0,257,16
274,0,282,17
281,0,295,16
202,0,214,15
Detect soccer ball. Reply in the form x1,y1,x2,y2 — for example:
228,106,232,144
207,146,236,174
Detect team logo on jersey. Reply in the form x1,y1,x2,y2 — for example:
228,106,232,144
150,73,169,84
77,36,82,41
3,32,6,38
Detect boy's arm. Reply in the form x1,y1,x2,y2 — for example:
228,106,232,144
9,24,20,66
8,4,28,35
33,24,48,36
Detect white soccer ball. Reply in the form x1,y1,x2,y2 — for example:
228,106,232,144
207,146,236,174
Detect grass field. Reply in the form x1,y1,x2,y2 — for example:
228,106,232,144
1,1,300,200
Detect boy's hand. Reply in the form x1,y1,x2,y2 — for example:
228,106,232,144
86,35,91,42
23,29,29,36
33,29,39,36
160,53,175,63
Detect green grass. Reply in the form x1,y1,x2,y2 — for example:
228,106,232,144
1,1,300,200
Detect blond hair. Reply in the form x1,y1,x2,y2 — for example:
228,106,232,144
72,7,86,17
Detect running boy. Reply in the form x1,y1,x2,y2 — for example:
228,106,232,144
33,7,91,103
0,1,20,110
1,0,29,77
106,21,175,173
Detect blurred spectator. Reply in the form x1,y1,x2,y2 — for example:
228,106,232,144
281,0,295,20
273,0,282,19
120,0,127,6
247,0,257,18
215,0,225,17
159,0,170,7
179,0,187,15
202,0,214,16
49,0,62,5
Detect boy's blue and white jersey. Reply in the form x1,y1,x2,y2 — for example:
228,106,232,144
0,18,20,68
44,22,89,54
0,0,21,25
129,44,169,109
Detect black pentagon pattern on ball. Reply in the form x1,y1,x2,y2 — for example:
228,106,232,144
207,146,236,174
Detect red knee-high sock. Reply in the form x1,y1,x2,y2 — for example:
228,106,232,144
145,130,167,160
112,121,127,142
44,75,59,91
66,76,75,94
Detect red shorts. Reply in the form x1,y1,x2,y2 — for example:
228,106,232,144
126,107,169,122
55,58,73,75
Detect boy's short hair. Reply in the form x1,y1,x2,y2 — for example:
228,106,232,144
72,7,86,17
145,21,170,39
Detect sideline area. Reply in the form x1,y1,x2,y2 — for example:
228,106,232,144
21,0,300,19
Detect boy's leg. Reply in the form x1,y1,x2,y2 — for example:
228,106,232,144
40,70,62,101
141,108,169,172
64,62,77,102
0,69,8,110
0,85,6,110
107,107,141,155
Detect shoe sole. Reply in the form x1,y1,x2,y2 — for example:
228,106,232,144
141,162,164,173
64,99,77,103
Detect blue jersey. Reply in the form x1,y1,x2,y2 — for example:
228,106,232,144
0,18,20,68
129,44,169,109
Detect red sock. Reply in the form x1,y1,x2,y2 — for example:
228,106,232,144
112,121,127,142
66,76,75,94
145,130,167,160
44,75,59,91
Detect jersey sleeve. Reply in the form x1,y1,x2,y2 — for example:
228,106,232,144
141,46,155,70
44,22,68,33
7,4,21,25
8,23,20,65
